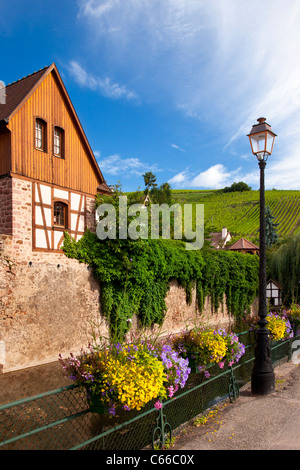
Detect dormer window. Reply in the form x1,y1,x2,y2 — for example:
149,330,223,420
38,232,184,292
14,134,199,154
35,118,47,151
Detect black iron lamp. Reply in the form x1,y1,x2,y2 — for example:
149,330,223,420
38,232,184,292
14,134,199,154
247,117,277,395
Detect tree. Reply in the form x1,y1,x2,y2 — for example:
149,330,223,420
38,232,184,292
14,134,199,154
265,206,279,248
142,171,157,196
222,182,252,193
268,232,300,305
150,182,172,205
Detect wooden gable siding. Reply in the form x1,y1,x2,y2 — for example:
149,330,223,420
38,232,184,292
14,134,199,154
8,71,101,196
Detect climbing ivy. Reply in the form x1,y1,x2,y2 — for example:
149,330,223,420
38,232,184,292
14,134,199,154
63,230,259,339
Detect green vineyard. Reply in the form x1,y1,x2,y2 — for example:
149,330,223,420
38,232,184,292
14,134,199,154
172,189,300,241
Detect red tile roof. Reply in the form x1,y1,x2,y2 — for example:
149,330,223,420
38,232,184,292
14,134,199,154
97,182,112,193
229,238,259,250
0,66,50,122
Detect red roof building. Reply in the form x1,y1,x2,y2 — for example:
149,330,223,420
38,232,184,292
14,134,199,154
229,238,259,255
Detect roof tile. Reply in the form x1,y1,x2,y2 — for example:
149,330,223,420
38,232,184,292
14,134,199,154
0,66,50,121
229,237,259,250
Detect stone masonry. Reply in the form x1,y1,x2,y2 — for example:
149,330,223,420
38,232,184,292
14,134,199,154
0,175,257,374
0,176,109,372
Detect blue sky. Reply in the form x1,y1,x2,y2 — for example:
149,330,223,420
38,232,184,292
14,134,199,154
1,0,300,192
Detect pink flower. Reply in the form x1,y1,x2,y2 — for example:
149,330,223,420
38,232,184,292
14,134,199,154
154,400,163,410
218,361,225,369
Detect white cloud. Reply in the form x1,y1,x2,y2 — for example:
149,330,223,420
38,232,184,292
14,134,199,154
78,1,300,189
67,60,138,101
169,160,300,191
169,164,241,189
97,153,160,178
79,0,117,18
190,165,231,189
78,1,300,124
168,170,189,185
171,144,185,152
242,153,300,190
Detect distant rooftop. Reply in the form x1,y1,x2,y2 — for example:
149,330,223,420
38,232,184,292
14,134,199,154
229,238,259,251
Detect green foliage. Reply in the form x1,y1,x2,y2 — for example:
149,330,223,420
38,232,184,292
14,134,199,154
171,189,300,241
200,249,258,319
268,232,300,305
142,171,157,195
150,182,173,205
221,181,252,193
63,230,259,339
265,205,279,248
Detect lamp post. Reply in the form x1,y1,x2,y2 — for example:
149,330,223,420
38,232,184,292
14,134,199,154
247,117,277,395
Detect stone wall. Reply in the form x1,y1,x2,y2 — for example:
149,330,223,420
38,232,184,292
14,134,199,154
0,176,13,237
0,175,258,374
0,252,108,372
163,279,235,333
132,279,258,340
0,176,37,259
0,252,258,373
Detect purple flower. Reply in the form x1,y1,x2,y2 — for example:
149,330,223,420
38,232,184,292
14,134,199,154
68,374,77,381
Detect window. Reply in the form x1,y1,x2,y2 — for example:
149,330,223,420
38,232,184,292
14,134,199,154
267,281,282,307
53,126,64,157
35,119,47,151
53,202,68,228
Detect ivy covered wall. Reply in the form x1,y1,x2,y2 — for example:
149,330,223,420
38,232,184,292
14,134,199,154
63,231,259,338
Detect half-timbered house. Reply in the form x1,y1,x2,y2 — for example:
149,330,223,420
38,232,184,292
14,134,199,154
0,64,112,374
0,63,110,255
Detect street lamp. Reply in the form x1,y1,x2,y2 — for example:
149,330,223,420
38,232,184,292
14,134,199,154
247,117,277,395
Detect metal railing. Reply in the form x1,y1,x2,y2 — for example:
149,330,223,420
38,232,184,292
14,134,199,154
0,330,298,450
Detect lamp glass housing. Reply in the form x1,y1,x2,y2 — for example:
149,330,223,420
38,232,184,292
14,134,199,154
248,118,276,161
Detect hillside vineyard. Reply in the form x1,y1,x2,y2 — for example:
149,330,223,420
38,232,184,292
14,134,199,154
172,189,300,240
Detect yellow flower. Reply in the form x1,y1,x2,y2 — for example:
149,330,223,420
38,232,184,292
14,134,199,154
266,314,288,340
102,345,166,410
